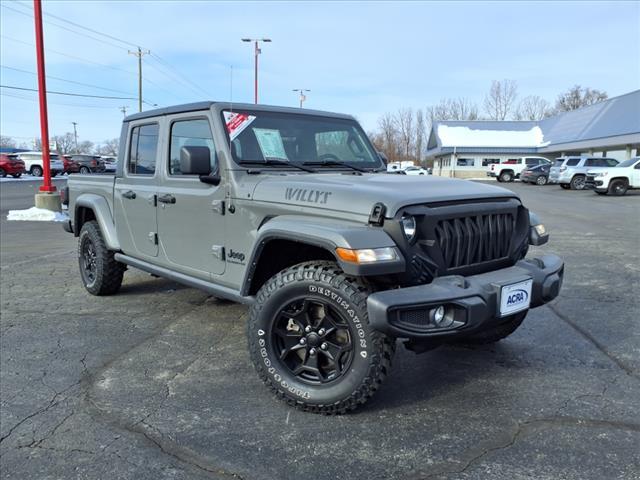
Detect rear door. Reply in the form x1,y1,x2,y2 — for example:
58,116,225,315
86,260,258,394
114,121,161,258
155,114,226,278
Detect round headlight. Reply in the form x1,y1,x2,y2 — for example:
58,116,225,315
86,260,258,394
401,215,416,241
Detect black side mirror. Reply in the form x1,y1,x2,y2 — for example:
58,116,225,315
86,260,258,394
180,146,211,175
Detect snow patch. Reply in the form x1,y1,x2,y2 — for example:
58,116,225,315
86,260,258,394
438,125,548,148
7,206,69,222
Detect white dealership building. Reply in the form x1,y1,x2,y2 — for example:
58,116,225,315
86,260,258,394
425,90,640,178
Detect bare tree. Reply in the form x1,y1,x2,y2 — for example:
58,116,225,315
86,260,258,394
95,138,119,156
483,79,518,120
0,135,16,148
426,97,479,127
554,85,608,112
377,112,399,161
52,132,76,155
414,109,425,162
394,108,414,160
515,95,552,120
77,140,94,154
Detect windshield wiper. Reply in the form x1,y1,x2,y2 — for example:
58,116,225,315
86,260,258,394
238,158,316,173
302,159,370,173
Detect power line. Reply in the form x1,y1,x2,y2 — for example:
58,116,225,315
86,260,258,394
1,91,131,109
1,84,137,100
0,65,135,95
148,53,210,97
9,0,141,49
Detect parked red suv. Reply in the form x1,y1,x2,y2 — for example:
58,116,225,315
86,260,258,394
62,155,81,174
0,154,26,178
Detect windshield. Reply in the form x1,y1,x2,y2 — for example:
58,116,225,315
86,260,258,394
617,158,638,168
222,110,382,169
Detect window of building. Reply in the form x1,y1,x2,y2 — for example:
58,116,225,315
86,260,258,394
457,158,474,167
482,158,500,166
169,119,216,175
128,124,159,175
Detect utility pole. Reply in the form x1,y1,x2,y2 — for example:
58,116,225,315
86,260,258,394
292,89,310,108
32,0,59,209
241,38,271,104
128,47,150,112
71,122,78,152
120,106,128,118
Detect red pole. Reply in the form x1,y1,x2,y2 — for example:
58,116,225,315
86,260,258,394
254,41,258,104
33,0,55,193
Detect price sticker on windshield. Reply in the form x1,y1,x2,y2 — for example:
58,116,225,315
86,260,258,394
224,111,256,141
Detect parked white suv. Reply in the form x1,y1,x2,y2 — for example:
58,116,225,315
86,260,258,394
586,157,640,196
487,157,550,182
549,156,619,190
16,151,64,177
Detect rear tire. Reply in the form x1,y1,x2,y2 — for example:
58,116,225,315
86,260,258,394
608,179,628,196
459,311,528,345
0,168,6,178
536,175,548,185
78,220,125,295
248,261,395,414
30,165,43,177
499,171,514,182
79,166,91,174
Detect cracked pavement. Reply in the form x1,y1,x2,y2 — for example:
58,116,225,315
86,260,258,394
1,179,639,479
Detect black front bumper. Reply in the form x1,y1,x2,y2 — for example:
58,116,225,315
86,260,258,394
367,254,564,339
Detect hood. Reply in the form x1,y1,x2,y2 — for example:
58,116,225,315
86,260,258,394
250,173,518,217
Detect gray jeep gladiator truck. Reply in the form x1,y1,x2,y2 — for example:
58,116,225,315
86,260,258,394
63,102,564,414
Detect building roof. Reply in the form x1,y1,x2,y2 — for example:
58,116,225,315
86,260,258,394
426,90,640,156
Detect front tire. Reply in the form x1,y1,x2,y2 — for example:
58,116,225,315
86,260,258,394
78,220,125,295
0,168,6,178
248,261,395,414
12,173,22,178
570,175,586,190
79,166,91,174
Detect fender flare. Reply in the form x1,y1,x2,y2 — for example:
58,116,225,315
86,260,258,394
240,215,405,296
75,193,120,251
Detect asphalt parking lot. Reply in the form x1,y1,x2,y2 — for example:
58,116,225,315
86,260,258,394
1,178,639,479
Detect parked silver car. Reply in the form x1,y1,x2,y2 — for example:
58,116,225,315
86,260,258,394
549,156,619,190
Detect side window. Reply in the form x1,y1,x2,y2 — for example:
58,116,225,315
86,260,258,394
128,124,159,175
566,159,580,167
169,119,216,175
525,158,538,166
606,159,618,167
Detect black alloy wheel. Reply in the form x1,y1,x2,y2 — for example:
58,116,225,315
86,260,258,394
80,235,98,287
272,298,354,384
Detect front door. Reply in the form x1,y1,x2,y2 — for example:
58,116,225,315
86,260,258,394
156,115,226,278
114,122,160,258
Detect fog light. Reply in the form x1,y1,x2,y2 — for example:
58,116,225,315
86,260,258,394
431,305,445,324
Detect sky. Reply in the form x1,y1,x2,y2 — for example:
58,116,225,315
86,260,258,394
1,0,639,147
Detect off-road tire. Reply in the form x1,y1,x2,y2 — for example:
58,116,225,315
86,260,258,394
499,171,514,182
536,175,548,185
248,261,395,414
30,165,43,177
459,311,528,345
608,179,628,196
560,184,570,190
78,220,125,295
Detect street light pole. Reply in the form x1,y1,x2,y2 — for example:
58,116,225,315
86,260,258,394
292,89,310,108
241,38,271,104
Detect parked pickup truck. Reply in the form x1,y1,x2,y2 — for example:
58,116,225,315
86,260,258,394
585,157,640,195
486,157,551,182
63,102,564,414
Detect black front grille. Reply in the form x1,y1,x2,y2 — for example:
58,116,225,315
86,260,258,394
434,213,514,269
